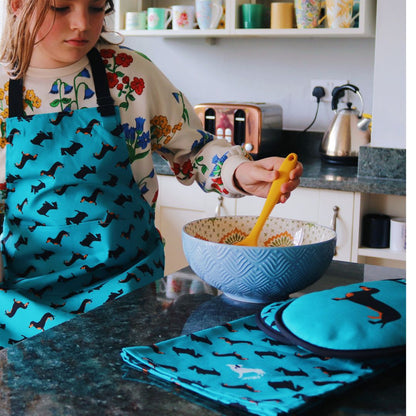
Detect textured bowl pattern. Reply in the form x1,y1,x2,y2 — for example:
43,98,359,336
182,216,336,303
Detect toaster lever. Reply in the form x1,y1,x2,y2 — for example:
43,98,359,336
233,109,246,146
204,108,216,134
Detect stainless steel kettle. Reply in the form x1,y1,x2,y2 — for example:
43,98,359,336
320,83,371,165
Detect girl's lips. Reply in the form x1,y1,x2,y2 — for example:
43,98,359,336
66,39,89,46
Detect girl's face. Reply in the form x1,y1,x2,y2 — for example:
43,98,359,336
29,0,107,68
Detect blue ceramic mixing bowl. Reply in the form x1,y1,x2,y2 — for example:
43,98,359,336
182,216,336,303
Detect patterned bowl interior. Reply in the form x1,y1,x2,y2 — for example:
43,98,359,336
183,216,335,247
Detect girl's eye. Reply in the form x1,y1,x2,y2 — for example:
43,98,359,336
50,6,69,12
90,7,105,13
50,5,105,13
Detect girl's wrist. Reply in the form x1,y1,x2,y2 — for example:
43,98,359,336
232,171,247,194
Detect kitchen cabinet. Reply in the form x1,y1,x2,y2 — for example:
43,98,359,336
112,0,376,38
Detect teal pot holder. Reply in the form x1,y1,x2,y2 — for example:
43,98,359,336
256,279,406,359
256,300,293,344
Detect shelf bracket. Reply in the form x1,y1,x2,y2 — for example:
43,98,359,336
205,37,218,46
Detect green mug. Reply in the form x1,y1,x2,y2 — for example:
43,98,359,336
147,7,172,30
240,4,265,29
137,11,148,30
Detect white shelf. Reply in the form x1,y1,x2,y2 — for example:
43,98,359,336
118,27,372,39
114,0,376,39
357,247,406,262
119,28,228,38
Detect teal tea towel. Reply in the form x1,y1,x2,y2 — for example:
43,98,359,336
121,314,403,415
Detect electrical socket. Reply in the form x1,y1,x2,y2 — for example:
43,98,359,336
310,80,348,102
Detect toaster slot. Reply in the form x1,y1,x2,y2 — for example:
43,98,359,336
204,108,216,134
233,109,246,146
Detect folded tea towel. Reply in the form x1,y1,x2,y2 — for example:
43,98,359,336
121,311,404,415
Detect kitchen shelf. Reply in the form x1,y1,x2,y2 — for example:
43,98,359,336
357,247,406,262
113,0,376,39
351,193,406,269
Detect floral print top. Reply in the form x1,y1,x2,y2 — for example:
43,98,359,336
0,44,250,215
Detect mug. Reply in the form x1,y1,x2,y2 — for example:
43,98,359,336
137,11,148,30
270,2,294,29
389,217,406,251
294,0,322,28
361,214,390,249
125,11,147,30
213,0,226,29
172,5,196,30
240,3,265,29
125,12,140,30
195,0,223,30
147,7,172,30
325,0,359,28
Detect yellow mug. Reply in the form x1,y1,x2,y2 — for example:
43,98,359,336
271,2,295,29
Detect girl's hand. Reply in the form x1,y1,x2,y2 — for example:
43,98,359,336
233,157,303,203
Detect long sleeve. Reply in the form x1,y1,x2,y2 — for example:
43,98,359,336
102,46,251,202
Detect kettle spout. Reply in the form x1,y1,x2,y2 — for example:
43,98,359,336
357,117,371,131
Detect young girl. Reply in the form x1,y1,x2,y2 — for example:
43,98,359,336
0,0,302,349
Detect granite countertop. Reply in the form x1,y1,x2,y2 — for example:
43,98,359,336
153,131,406,196
0,261,406,416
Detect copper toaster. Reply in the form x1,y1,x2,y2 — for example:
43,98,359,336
194,103,283,158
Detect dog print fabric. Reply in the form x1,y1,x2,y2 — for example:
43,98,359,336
121,314,403,416
0,49,168,349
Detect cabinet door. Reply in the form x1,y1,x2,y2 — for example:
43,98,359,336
155,175,236,275
318,189,355,262
236,187,319,221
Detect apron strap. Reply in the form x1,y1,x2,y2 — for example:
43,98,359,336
7,47,115,118
8,77,24,118
87,47,115,117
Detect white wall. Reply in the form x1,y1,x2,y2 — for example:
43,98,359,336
371,0,406,149
124,36,376,135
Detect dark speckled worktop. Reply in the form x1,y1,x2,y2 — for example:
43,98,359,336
153,131,406,196
0,261,406,416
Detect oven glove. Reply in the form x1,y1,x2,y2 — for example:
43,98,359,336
121,312,403,416
256,279,406,359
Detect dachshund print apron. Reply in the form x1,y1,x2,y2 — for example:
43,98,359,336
0,48,164,349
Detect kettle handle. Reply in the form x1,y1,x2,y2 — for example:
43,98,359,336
331,83,364,117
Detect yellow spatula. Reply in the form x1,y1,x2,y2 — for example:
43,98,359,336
235,153,298,247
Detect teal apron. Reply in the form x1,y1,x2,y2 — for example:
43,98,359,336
0,48,164,349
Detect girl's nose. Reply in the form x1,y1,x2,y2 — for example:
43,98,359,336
70,7,91,31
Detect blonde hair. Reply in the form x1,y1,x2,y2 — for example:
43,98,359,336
0,0,115,79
